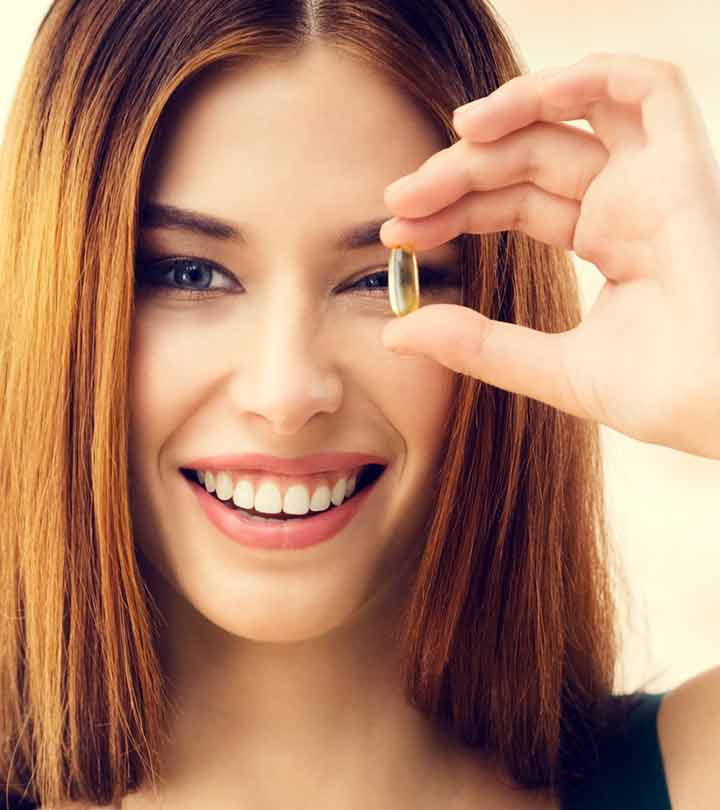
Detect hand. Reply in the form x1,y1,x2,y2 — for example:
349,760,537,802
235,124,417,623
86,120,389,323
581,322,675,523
379,52,720,460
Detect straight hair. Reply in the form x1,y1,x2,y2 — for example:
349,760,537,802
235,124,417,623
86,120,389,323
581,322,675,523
1,1,633,806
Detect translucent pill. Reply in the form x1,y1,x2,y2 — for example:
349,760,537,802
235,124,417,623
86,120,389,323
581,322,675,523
388,245,420,317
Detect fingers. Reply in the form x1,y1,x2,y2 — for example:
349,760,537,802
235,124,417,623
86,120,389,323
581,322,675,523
380,51,704,256
384,304,590,421
388,122,607,213
453,52,696,151
382,183,581,252
380,121,606,250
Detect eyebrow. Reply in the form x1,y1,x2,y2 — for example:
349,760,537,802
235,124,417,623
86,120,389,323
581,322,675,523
139,201,462,251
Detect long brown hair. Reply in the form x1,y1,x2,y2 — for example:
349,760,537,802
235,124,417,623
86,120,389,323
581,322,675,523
1,1,631,806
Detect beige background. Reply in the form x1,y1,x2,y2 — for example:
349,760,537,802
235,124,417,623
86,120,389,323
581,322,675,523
2,3,718,694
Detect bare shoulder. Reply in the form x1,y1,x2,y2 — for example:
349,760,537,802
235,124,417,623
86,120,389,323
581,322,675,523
657,664,720,810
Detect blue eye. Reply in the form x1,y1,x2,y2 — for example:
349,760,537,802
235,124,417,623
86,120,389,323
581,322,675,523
134,257,234,299
134,255,460,301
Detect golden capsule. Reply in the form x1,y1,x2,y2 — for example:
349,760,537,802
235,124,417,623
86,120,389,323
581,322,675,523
388,245,420,317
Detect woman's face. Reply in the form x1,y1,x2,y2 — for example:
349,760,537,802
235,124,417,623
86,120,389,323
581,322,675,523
128,44,461,642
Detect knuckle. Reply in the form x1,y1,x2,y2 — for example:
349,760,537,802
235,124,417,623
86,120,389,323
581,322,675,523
453,140,476,190
583,51,614,65
426,148,446,165
422,146,450,176
658,59,687,87
462,159,477,193
460,203,474,239
512,184,532,230
423,150,444,172
523,132,542,186
537,66,563,81
575,165,595,202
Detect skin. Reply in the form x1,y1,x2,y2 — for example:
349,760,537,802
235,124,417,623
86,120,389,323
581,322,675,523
43,42,720,810
378,51,720,810
52,43,720,810
44,47,720,810
380,53,720,461
125,44,554,809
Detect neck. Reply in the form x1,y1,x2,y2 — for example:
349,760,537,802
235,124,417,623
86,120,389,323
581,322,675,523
121,557,486,810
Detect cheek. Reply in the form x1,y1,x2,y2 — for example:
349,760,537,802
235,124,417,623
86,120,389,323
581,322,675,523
381,355,457,518
127,304,457,465
383,357,456,451
126,308,458,605
128,312,200,460
128,311,206,569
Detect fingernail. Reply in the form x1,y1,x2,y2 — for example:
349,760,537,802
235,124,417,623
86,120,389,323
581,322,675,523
454,101,477,116
386,172,416,194
379,218,400,245
454,96,488,116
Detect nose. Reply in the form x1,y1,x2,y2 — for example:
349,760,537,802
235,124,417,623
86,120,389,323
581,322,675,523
226,289,343,435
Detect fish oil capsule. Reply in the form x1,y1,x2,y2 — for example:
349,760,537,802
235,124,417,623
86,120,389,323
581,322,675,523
388,245,420,317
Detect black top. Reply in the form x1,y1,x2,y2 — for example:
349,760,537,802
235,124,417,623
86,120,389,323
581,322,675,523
562,691,671,809
0,796,36,810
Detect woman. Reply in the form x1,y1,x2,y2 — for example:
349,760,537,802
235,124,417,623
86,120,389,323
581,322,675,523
1,1,718,808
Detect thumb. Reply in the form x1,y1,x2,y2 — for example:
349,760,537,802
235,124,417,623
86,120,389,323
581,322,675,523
383,304,586,419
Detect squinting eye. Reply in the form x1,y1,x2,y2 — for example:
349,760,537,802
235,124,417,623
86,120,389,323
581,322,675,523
349,266,460,295
133,255,461,301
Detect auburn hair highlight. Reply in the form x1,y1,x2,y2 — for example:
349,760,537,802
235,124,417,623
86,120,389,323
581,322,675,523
1,1,632,806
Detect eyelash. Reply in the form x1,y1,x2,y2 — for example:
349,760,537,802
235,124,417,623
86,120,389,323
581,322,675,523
134,255,461,301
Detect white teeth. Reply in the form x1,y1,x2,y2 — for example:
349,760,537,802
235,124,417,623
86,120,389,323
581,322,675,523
193,465,372,517
309,484,331,511
284,484,310,515
330,477,347,506
254,481,283,514
346,473,357,497
232,479,254,510
215,472,234,501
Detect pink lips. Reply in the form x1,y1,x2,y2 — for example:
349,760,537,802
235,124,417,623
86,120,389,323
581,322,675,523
183,452,389,476
184,470,382,551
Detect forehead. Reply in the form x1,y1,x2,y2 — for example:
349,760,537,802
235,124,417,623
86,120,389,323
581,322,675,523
142,46,456,258
148,45,446,173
